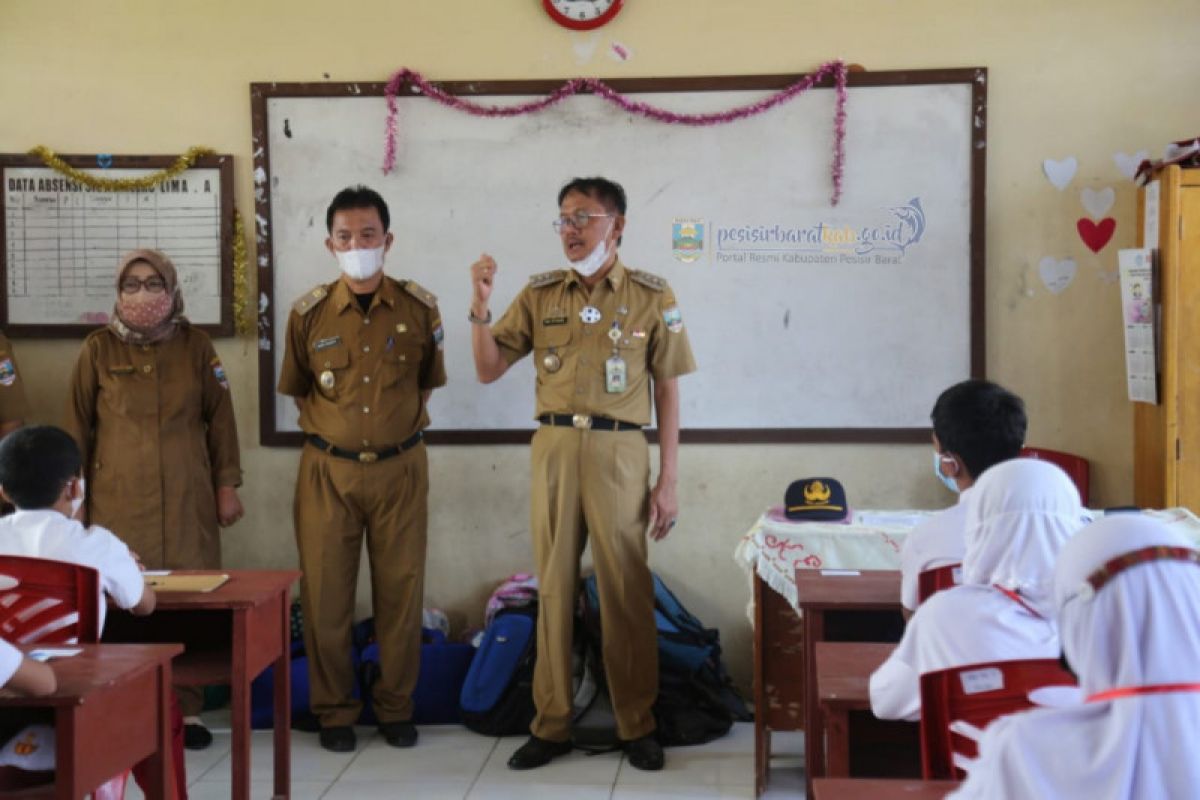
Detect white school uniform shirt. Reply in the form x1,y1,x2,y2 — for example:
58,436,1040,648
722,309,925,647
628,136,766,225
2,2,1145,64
899,490,970,611
870,459,1083,721
0,638,20,687
951,514,1200,800
0,509,145,633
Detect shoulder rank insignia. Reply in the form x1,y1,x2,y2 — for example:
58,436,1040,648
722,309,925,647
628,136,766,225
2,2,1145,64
402,279,438,308
630,269,666,292
529,270,567,288
293,285,330,316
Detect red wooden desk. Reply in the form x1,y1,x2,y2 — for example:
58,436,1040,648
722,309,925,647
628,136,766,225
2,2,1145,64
811,778,960,799
104,569,300,800
796,569,901,797
0,643,180,799
752,573,806,797
816,641,895,777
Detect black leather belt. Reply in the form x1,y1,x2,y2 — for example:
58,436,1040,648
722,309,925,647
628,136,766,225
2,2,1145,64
538,414,641,431
306,432,422,463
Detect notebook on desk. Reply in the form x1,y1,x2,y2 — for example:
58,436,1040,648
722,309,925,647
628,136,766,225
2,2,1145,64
143,573,229,592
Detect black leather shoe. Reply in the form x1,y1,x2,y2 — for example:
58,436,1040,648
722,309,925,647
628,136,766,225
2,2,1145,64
183,722,213,751
378,720,418,748
318,725,357,753
507,735,572,770
624,734,664,771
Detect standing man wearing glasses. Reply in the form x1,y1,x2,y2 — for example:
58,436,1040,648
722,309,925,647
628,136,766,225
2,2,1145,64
469,177,696,772
279,186,446,753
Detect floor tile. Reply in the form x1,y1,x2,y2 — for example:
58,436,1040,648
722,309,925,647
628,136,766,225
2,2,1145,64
475,735,623,786
325,779,472,799
467,785,614,800
338,726,496,782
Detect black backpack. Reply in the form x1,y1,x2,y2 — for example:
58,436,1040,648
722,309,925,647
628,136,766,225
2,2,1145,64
458,607,538,735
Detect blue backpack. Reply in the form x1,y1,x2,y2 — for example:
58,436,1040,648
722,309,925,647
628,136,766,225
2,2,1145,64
458,607,538,735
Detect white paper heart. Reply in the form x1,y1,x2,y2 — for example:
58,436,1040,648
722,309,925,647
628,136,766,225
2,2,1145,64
1113,150,1148,180
1043,157,1078,190
1081,187,1115,219
1039,257,1077,294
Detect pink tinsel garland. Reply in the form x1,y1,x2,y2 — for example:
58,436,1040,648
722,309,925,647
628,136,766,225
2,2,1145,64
383,60,848,205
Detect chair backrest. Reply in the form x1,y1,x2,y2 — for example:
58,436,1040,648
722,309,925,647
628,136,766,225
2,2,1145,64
916,563,962,605
0,555,101,645
1020,447,1090,506
920,658,1077,780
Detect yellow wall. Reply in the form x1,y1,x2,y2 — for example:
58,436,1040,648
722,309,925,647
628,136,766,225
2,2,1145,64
4,0,1199,689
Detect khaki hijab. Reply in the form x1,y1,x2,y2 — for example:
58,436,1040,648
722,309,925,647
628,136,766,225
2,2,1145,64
108,249,187,344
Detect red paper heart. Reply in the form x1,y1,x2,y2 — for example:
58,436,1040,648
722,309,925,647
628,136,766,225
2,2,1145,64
1077,217,1116,253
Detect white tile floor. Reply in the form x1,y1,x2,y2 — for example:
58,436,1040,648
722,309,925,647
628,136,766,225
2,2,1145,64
124,721,808,799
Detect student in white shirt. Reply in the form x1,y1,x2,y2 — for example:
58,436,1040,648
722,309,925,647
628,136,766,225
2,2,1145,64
870,458,1083,721
900,380,1027,614
950,513,1200,799
0,425,155,629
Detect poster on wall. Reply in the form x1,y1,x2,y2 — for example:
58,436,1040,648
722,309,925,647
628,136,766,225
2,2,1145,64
1118,247,1157,404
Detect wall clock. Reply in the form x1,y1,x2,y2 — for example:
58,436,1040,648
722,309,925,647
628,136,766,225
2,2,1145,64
542,0,624,31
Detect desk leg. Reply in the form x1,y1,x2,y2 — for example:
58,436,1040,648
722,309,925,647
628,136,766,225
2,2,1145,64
232,611,251,800
824,706,850,777
753,575,768,797
150,660,174,800
803,609,825,799
273,592,292,799
55,708,77,800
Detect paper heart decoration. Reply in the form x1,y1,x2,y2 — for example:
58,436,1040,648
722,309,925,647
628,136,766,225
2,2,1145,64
1039,257,1077,294
1043,157,1077,190
1077,218,1116,253
1081,187,1115,219
1113,150,1148,180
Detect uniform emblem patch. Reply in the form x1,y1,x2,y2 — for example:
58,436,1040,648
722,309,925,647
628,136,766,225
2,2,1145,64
433,322,445,349
0,358,16,386
212,361,229,390
314,336,342,351
663,306,684,333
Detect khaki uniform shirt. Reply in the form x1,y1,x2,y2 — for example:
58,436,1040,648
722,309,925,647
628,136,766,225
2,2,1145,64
0,331,31,424
65,325,242,569
278,275,447,451
491,259,696,426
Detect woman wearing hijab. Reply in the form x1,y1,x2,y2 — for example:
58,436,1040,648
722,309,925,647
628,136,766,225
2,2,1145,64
870,458,1085,721
950,513,1200,799
65,249,243,748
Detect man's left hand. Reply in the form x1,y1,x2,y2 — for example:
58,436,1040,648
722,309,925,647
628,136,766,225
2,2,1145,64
647,478,678,541
217,485,245,527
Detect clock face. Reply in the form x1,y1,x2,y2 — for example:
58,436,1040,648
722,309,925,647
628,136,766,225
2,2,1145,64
543,0,624,31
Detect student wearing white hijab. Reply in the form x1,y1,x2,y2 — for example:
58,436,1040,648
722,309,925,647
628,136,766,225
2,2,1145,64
949,514,1200,799
870,458,1084,721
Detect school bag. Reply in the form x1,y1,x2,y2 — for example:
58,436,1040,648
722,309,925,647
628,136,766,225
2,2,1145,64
579,571,751,747
458,606,538,735
358,626,477,725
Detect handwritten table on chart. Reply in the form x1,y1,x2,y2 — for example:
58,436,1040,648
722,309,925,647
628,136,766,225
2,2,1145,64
1,153,233,335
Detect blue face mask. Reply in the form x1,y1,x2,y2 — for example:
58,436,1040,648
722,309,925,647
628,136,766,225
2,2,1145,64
934,451,960,493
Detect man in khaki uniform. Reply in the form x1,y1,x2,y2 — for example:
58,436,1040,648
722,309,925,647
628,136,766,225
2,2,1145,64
0,331,30,439
470,177,696,772
278,186,446,753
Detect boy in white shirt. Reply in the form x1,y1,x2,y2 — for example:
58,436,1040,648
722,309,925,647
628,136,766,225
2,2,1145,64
900,380,1026,614
0,425,154,625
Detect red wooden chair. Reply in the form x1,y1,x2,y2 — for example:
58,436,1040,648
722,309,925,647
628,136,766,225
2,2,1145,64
916,563,962,605
919,658,1077,780
1020,447,1090,506
0,556,100,645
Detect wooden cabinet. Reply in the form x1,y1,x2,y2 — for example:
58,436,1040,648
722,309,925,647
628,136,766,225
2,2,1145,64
1134,165,1200,508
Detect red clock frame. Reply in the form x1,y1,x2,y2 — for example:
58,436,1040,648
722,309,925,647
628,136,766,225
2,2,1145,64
542,0,625,31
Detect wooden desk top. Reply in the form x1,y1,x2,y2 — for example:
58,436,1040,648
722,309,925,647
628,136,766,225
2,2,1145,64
0,643,182,708
811,778,960,799
816,641,894,709
795,569,901,610
147,569,300,610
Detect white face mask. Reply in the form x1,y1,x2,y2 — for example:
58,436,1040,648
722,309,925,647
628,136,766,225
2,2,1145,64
569,223,614,278
336,247,385,281
70,478,86,517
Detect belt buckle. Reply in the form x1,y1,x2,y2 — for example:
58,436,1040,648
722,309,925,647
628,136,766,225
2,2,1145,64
358,451,379,464
571,413,591,429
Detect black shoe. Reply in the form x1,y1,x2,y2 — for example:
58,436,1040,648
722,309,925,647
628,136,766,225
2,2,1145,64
318,725,357,753
624,734,664,771
507,735,572,770
378,720,418,748
183,722,213,751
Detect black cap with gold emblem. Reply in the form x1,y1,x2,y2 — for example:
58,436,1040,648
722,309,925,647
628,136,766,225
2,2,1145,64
784,477,849,522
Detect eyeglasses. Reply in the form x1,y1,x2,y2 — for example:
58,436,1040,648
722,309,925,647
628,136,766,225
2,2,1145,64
119,277,168,294
552,211,613,233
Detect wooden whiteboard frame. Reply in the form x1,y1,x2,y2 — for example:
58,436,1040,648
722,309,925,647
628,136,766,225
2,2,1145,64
251,68,986,447
0,153,235,338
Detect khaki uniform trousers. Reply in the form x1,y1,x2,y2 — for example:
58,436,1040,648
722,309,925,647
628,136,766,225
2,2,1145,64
529,425,658,742
294,441,428,727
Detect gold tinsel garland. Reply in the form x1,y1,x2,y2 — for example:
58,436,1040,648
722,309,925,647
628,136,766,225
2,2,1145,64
30,145,254,338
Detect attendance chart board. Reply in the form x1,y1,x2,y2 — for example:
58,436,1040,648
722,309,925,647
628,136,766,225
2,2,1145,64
1,154,234,337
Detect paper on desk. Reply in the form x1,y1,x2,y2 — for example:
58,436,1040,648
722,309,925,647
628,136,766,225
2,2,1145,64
143,570,171,576
854,511,930,529
820,569,861,576
28,648,82,662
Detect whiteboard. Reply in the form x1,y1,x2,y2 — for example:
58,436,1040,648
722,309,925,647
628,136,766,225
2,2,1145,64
252,70,986,445
1,154,234,337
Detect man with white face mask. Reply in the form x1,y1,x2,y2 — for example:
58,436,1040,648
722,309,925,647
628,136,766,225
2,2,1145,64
469,177,696,772
278,186,446,753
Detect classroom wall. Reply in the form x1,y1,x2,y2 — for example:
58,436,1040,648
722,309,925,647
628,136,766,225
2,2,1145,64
3,0,1198,691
